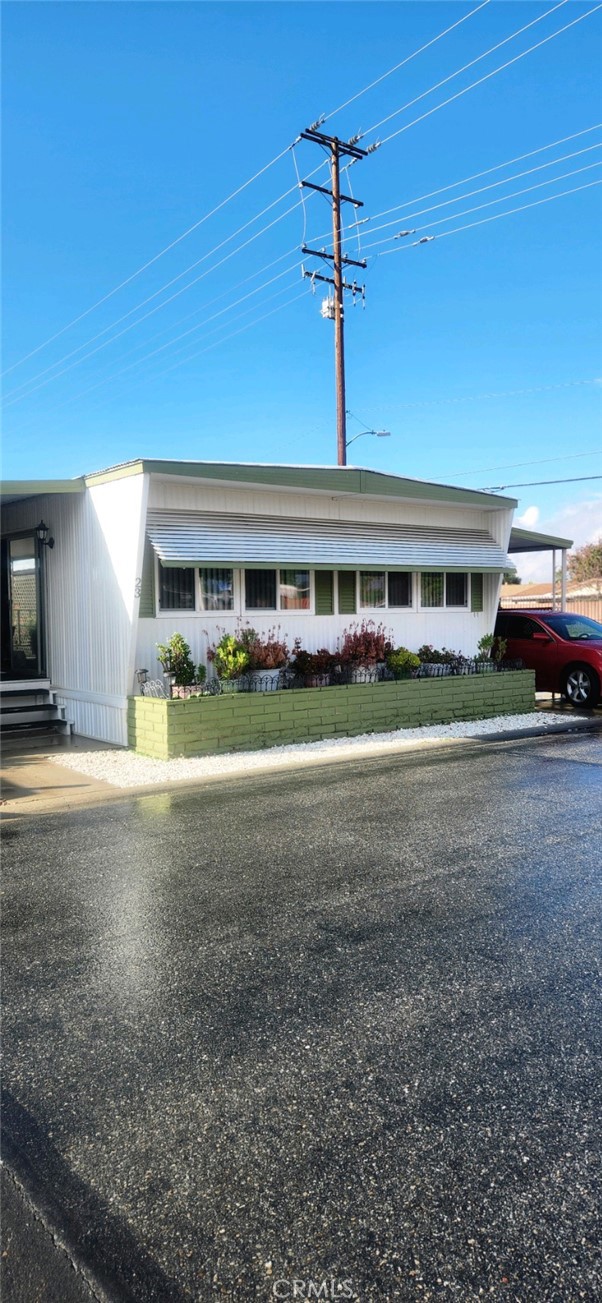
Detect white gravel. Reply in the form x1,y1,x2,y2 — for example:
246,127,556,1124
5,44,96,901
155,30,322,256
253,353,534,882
49,711,587,790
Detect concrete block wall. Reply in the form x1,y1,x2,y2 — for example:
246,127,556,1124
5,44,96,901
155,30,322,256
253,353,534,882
127,671,535,759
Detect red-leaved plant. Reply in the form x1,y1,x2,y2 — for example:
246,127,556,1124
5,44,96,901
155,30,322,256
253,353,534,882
338,621,393,667
243,626,289,670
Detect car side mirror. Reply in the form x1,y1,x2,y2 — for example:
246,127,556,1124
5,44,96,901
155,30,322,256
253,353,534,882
532,631,551,642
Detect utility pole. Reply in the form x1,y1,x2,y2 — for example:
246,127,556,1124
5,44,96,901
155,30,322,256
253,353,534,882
299,127,369,466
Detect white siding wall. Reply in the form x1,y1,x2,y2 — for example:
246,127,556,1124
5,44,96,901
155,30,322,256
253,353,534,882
148,476,497,532
137,570,503,679
137,477,512,678
2,476,148,743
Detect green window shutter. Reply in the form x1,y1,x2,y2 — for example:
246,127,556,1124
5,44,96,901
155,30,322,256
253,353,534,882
471,573,484,613
139,537,156,617
315,570,334,615
338,571,356,615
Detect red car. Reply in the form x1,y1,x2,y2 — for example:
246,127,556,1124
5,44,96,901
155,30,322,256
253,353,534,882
494,610,602,708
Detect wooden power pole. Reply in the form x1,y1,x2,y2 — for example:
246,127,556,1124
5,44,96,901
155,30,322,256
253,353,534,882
299,128,368,466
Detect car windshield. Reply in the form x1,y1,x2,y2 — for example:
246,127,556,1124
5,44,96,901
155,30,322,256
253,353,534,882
541,614,602,641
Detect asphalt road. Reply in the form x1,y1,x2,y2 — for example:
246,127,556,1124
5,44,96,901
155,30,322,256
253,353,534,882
2,731,601,1302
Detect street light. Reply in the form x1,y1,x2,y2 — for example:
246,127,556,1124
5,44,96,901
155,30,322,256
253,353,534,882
345,412,392,449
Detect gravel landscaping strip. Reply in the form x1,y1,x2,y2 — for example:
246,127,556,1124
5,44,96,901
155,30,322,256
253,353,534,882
48,710,588,789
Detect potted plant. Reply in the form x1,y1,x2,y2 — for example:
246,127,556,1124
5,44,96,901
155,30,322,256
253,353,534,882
242,626,289,690
476,633,507,673
385,646,421,680
290,642,335,688
206,630,250,692
416,644,453,678
156,633,198,696
338,621,393,684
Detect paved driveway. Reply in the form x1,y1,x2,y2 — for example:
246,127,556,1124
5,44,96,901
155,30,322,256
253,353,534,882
2,732,601,1301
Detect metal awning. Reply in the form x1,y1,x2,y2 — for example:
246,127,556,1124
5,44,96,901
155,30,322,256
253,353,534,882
509,526,573,553
147,510,511,571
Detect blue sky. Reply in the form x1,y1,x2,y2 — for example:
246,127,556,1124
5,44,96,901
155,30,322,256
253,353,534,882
2,1,601,577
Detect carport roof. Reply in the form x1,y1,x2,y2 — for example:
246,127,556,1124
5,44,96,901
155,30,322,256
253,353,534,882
509,526,573,552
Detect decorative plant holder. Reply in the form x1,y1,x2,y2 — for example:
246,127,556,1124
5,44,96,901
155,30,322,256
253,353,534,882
475,661,496,675
218,677,247,694
305,673,331,689
419,663,452,678
249,668,282,692
349,666,379,685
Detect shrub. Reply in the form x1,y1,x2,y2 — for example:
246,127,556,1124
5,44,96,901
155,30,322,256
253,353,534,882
338,621,393,667
477,633,507,663
156,633,196,686
243,626,289,670
386,646,421,679
206,631,250,681
290,642,335,677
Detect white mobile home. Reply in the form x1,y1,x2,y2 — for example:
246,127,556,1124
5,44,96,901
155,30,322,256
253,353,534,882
0,459,570,745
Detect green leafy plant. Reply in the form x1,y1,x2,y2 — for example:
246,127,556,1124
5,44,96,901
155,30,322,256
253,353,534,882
419,646,456,667
386,646,421,679
476,633,507,665
206,631,250,681
156,633,196,686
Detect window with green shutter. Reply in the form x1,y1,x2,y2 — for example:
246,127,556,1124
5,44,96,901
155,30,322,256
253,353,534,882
338,571,357,615
315,570,334,615
471,573,484,612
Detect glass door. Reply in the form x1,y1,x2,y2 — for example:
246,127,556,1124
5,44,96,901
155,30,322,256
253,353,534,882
0,535,44,677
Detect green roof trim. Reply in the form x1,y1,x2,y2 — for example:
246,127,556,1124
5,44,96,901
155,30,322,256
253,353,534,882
509,526,573,552
84,459,517,509
0,478,85,504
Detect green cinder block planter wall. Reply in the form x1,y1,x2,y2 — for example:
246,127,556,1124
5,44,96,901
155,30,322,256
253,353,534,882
127,671,536,759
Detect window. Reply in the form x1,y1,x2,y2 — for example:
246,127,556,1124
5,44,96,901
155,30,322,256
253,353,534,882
388,573,412,608
420,572,468,608
280,570,310,610
199,568,233,611
446,573,468,607
245,570,277,609
159,564,195,610
421,573,444,607
358,571,412,609
360,572,386,609
245,569,311,611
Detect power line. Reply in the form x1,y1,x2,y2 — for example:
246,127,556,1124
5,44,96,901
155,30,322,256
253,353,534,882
375,3,602,150
3,192,312,408
390,381,602,416
2,143,294,378
449,447,602,478
346,141,602,248
361,0,570,143
11,288,309,441
322,0,491,124
2,173,324,405
347,124,602,231
481,474,602,490
378,177,602,255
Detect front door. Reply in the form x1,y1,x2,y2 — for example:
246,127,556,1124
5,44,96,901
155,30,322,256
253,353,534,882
0,534,45,678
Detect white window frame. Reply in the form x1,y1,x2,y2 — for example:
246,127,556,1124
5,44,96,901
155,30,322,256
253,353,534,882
198,566,237,615
357,570,416,612
155,556,197,615
243,568,315,615
419,571,470,611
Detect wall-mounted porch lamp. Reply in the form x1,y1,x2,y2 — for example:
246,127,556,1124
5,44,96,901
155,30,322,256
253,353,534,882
36,520,55,549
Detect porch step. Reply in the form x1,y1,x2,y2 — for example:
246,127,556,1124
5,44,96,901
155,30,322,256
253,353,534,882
0,684,72,743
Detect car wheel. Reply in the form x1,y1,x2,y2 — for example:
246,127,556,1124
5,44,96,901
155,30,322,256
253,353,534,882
563,665,600,709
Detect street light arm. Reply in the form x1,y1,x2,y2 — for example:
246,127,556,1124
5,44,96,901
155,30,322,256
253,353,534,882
345,429,392,448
